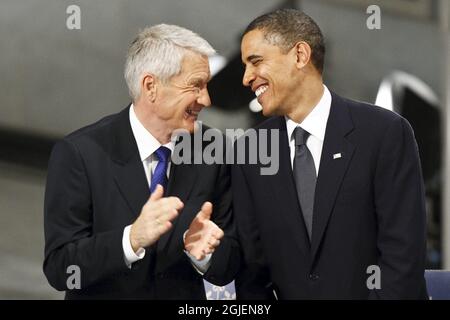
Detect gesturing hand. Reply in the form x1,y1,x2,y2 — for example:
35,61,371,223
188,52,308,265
184,202,224,260
130,185,184,252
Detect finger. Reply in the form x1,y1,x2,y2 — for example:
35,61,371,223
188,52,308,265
149,184,164,202
161,197,184,210
175,197,184,210
196,251,206,260
159,197,184,211
165,208,180,222
212,228,224,240
188,248,203,260
207,237,220,247
156,220,173,237
158,206,180,224
163,220,173,231
197,201,213,221
153,201,174,217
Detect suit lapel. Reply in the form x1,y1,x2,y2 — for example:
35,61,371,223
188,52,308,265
268,117,311,257
111,106,150,218
156,135,200,253
110,107,199,267
310,93,355,260
156,161,198,253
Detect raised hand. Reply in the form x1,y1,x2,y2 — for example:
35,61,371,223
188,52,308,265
130,185,184,252
184,202,224,260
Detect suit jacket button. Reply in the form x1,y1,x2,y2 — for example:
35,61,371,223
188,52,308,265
309,274,319,281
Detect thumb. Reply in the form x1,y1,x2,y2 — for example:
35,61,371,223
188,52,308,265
197,201,213,221
149,184,164,202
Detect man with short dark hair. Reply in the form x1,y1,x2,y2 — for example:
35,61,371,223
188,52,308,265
233,9,428,299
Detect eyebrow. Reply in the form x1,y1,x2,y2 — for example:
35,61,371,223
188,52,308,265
190,77,209,86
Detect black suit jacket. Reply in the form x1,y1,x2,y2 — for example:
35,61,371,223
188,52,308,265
233,92,428,299
43,106,240,299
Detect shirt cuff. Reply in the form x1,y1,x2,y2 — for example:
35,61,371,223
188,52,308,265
183,230,212,274
122,225,145,268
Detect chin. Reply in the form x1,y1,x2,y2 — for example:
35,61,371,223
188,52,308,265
184,121,196,133
261,105,275,117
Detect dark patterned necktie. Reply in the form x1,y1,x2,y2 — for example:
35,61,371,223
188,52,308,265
293,127,317,240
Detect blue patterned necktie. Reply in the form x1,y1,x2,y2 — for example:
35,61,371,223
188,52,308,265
149,146,171,193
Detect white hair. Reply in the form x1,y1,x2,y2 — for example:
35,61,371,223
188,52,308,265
124,24,216,101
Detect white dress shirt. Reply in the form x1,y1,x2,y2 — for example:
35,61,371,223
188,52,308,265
285,85,332,176
122,104,211,273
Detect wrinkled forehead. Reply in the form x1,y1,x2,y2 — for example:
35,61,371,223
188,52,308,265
173,51,211,83
180,51,210,74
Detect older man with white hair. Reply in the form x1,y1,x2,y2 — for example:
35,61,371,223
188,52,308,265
43,24,240,299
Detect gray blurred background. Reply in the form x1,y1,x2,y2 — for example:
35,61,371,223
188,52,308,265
1,0,449,299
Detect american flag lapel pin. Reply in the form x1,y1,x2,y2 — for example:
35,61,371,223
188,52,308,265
333,153,342,160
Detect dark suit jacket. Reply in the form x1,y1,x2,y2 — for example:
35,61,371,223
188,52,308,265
43,106,240,299
233,92,428,299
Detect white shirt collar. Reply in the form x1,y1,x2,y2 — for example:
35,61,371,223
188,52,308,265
129,104,174,162
285,84,332,142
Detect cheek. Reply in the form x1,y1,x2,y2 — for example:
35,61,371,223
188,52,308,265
170,97,187,112
275,74,292,92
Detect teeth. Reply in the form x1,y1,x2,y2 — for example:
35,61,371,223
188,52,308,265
255,85,268,97
186,108,200,116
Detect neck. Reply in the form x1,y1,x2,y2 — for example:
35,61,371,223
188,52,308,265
133,102,172,144
286,75,324,124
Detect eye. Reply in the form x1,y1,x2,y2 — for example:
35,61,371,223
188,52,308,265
190,83,201,94
191,81,206,94
252,59,262,66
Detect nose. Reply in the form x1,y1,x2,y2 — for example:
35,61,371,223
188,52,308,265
242,66,255,87
197,87,211,107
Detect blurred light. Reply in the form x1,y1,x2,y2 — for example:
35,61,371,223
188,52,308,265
209,55,227,77
375,81,394,111
249,98,262,113
375,71,439,112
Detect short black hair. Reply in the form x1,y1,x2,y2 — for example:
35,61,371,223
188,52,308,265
243,9,325,74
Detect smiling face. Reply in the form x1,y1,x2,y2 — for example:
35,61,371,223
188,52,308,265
155,50,211,133
241,29,301,117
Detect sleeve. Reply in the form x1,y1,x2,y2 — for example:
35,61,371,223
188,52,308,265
371,116,428,299
183,230,212,274
123,225,146,268
231,163,274,300
202,162,241,286
43,139,130,291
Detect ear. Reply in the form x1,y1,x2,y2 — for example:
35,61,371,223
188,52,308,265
141,74,157,103
293,41,312,70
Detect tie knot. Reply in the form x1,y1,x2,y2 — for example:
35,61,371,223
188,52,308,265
293,127,310,146
154,146,171,162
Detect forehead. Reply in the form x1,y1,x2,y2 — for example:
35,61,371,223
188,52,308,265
179,51,210,77
241,29,281,62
